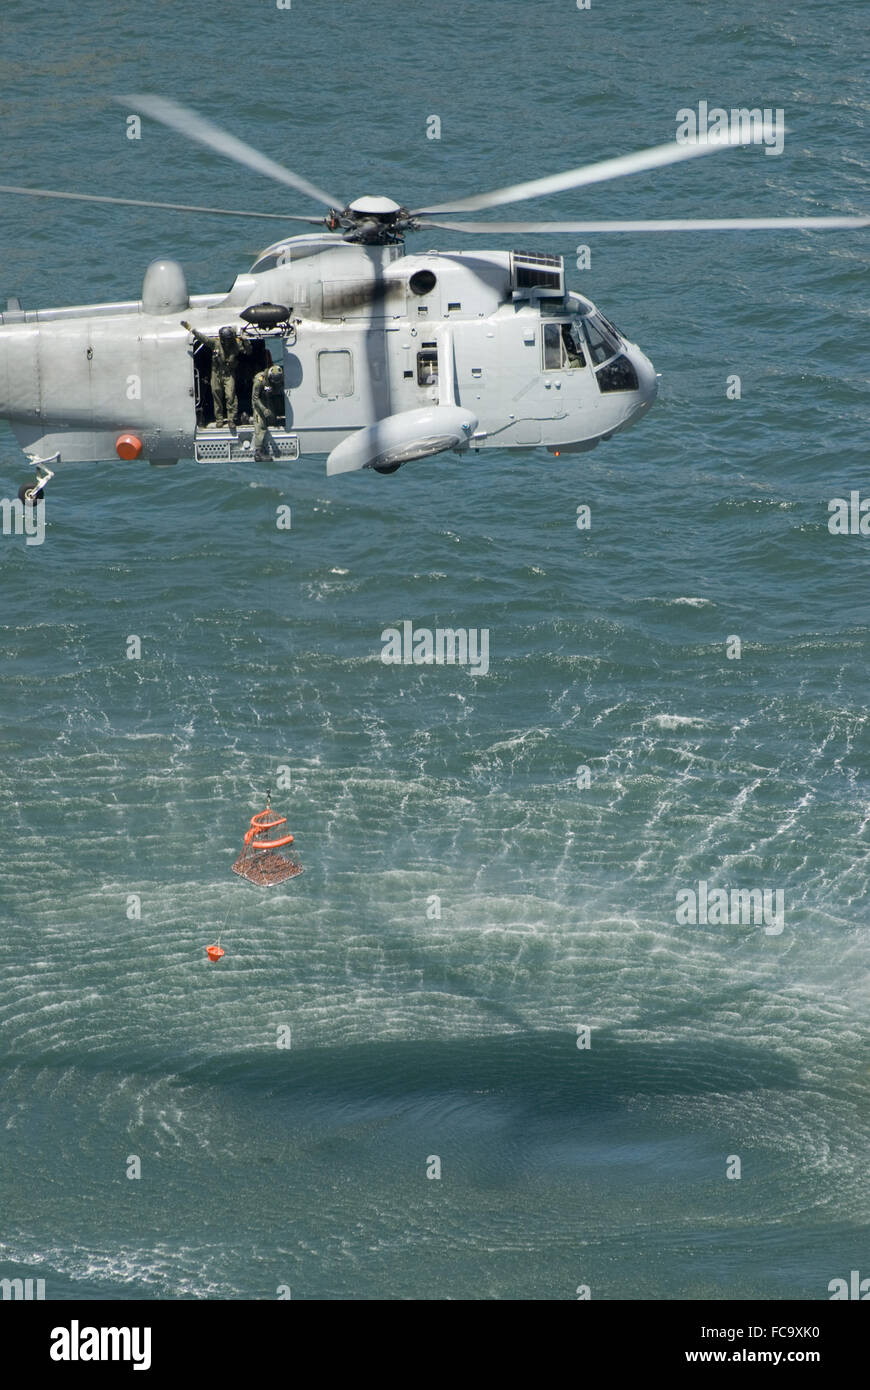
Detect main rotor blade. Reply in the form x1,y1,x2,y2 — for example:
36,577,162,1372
118,94,343,209
414,131,784,216
0,183,324,222
423,215,870,233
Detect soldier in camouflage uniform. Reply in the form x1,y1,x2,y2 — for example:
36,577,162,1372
251,363,285,460
181,321,251,429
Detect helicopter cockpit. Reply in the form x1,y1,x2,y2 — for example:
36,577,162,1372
543,300,639,394
579,311,639,393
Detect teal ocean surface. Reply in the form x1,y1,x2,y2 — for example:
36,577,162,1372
1,0,868,1299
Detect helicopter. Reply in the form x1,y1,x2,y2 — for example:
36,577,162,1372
0,96,866,504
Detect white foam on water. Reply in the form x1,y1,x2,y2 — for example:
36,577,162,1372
647,714,708,730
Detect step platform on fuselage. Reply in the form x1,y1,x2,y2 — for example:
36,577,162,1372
194,426,300,463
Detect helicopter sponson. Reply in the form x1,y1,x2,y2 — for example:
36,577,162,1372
0,234,657,478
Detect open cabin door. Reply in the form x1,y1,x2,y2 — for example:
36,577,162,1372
193,329,299,462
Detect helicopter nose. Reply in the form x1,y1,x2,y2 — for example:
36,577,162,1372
622,346,658,428
635,349,658,401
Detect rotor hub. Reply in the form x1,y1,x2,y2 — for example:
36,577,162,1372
326,197,418,244
347,196,402,216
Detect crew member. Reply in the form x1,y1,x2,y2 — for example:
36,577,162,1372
181,321,251,429
251,363,285,461
561,323,586,369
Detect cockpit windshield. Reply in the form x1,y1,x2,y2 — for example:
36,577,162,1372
581,313,621,366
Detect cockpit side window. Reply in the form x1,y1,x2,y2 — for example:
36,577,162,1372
561,323,586,368
543,322,586,370
543,323,563,370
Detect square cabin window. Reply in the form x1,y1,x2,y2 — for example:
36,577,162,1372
317,349,354,397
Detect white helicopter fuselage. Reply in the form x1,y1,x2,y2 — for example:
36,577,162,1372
0,233,657,477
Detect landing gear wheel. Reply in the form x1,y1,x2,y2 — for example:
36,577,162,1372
18,456,56,506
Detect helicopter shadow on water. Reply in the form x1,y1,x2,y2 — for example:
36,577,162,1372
0,1010,802,1119
166,1025,802,1123
162,975,805,1137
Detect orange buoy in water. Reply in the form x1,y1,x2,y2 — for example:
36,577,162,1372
206,944,225,962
